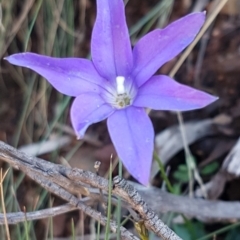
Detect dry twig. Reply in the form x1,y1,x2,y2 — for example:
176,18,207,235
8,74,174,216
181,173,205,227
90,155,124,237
113,176,182,240
0,203,76,225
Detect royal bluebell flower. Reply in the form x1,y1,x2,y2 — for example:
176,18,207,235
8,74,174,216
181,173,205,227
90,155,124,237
5,0,217,185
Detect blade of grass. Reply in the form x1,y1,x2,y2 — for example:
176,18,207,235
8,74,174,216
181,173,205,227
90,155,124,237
24,0,43,51
23,206,29,240
117,160,122,240
0,168,11,240
71,218,76,240
129,0,172,36
196,222,240,240
140,0,173,36
105,160,113,240
12,77,36,148
96,220,101,240
153,152,174,193
44,96,71,141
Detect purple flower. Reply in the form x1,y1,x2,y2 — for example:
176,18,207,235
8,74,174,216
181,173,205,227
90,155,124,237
5,0,217,185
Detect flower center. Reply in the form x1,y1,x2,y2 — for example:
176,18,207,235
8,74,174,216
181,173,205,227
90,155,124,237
102,76,136,109
115,76,131,108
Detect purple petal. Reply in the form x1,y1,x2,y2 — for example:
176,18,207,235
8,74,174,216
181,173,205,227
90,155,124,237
132,12,206,87
91,0,133,80
107,107,154,185
71,93,114,138
5,53,105,96
133,75,218,111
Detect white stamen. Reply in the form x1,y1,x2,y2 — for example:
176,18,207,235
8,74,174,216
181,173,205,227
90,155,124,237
116,76,125,94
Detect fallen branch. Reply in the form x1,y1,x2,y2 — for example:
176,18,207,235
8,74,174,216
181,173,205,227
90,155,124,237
0,140,240,239
0,141,182,239
1,141,240,223
0,141,138,240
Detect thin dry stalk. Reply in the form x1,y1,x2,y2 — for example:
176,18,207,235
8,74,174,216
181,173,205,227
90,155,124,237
167,0,229,197
169,0,229,78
